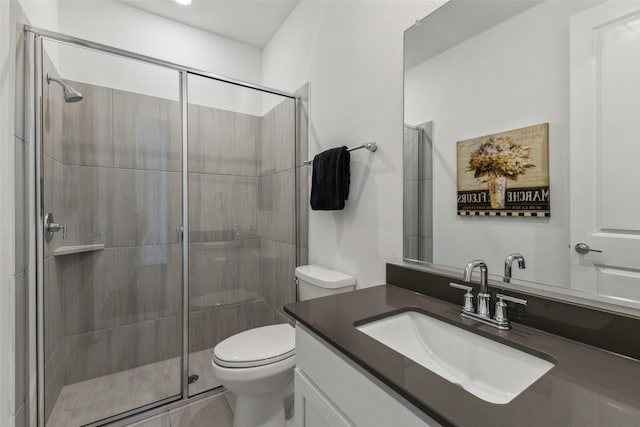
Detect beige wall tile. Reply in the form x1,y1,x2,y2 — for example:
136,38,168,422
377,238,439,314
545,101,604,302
64,316,181,384
273,99,295,173
44,257,62,362
188,173,234,243
62,81,113,167
113,169,181,247
112,244,181,326
113,90,160,170
233,113,259,177
44,339,67,424
59,249,115,335
188,105,235,175
159,99,182,172
63,165,114,247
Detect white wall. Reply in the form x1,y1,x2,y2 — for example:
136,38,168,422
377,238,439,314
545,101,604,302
22,0,262,83
263,0,443,287
18,0,58,31
404,1,594,287
20,0,265,114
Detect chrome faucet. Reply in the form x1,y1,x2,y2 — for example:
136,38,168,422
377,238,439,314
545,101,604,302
504,253,525,283
450,259,527,330
463,260,490,317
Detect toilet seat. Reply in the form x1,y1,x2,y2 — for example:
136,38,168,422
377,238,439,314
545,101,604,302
214,323,295,368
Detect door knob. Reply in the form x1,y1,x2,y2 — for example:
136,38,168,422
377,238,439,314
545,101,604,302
574,243,602,255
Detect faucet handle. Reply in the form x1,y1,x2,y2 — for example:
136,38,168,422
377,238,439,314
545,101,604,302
44,213,67,242
494,294,527,324
496,294,527,306
450,283,474,313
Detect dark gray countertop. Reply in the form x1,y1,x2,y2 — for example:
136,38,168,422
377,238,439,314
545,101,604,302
284,284,640,427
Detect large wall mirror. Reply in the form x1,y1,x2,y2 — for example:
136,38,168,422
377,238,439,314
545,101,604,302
403,0,640,313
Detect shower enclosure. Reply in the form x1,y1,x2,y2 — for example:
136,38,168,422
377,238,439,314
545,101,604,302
31,29,306,427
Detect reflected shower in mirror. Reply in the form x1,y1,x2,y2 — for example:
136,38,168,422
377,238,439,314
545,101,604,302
403,122,433,263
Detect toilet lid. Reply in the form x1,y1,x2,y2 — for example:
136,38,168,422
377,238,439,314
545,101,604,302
214,324,295,368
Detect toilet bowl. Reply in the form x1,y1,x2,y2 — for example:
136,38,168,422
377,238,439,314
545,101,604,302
212,265,356,427
212,324,295,427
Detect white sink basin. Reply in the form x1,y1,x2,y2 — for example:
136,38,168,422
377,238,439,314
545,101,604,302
356,311,554,404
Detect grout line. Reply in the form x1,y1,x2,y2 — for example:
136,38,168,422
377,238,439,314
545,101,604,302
62,163,183,174
61,314,182,340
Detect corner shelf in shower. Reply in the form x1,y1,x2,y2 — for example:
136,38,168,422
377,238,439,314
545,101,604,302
53,244,105,257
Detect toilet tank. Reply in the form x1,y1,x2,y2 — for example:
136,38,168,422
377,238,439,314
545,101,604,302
295,265,356,301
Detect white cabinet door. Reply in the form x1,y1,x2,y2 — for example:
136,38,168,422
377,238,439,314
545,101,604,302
294,368,354,427
295,325,441,427
570,1,640,303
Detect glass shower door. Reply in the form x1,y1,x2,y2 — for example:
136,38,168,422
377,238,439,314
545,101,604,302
186,73,298,396
40,39,183,426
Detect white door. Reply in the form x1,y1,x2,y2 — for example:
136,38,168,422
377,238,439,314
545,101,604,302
570,1,640,303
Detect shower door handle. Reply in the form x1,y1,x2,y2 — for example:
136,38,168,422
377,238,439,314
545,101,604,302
45,213,67,242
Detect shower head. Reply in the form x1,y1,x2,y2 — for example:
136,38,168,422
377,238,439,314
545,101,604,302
46,74,83,103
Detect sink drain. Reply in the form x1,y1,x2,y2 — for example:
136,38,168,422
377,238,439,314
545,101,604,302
188,374,199,384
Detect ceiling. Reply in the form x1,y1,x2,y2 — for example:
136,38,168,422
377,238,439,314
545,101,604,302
117,0,300,48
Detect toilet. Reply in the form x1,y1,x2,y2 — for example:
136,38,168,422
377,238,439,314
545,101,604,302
212,265,356,427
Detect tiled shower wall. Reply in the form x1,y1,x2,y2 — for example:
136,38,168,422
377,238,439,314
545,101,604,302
41,53,67,423
187,102,272,355
258,98,297,317
40,70,308,417
187,90,306,355
42,68,184,421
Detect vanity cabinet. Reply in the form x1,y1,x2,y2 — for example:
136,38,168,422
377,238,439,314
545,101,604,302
294,325,441,427
295,369,354,427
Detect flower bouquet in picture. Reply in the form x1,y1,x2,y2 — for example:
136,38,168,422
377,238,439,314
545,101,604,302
468,136,534,208
456,123,550,217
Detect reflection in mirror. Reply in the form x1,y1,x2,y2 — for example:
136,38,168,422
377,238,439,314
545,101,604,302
403,0,640,312
403,122,433,262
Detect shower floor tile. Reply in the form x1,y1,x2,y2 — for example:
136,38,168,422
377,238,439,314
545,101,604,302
188,348,220,396
47,349,222,427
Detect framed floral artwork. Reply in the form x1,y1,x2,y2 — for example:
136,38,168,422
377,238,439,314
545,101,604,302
456,123,550,217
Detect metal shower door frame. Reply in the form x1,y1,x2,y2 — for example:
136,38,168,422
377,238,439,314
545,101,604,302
28,26,301,427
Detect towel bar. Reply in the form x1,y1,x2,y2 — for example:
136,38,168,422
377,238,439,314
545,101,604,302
303,142,377,165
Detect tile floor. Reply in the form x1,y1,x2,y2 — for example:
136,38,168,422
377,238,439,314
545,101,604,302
47,349,222,427
128,393,295,427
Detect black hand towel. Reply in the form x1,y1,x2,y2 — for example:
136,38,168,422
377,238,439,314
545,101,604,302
310,146,350,210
